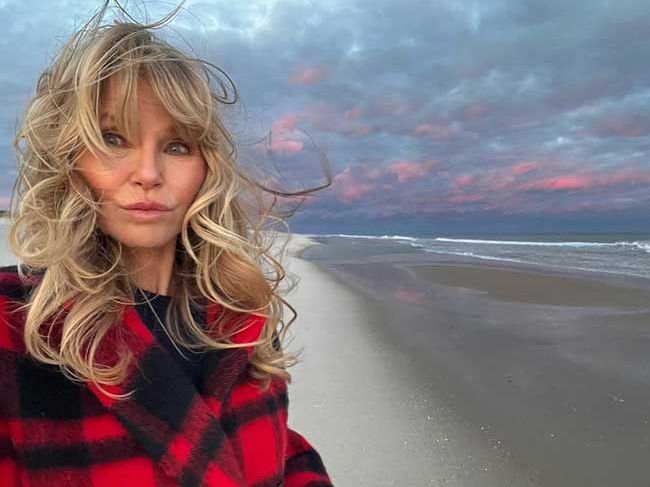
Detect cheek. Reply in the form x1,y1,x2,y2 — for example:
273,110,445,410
178,162,207,204
76,154,117,196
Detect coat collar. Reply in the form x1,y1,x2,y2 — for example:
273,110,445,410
85,301,267,486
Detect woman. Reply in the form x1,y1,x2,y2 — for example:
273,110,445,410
0,2,333,486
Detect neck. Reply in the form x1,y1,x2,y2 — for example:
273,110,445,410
125,241,176,297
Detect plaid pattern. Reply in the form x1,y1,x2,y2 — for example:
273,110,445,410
0,266,333,486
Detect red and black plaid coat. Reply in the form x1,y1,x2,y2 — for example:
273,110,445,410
0,266,333,486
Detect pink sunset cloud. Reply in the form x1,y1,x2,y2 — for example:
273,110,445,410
272,113,300,132
412,122,457,139
366,168,385,180
288,66,328,86
387,159,438,183
453,174,476,188
517,169,650,192
334,167,376,203
519,175,592,191
511,161,541,176
438,163,650,217
269,139,304,155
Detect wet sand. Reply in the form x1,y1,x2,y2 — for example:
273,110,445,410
281,234,542,486
287,233,650,486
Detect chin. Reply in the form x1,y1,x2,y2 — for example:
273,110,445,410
121,237,177,250
104,226,180,251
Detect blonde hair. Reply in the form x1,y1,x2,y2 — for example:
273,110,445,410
8,1,331,400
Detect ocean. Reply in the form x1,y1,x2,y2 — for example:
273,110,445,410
303,232,650,280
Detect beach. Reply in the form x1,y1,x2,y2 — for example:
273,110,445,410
281,233,650,486
2,222,649,486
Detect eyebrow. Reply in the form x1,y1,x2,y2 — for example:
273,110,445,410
99,113,115,123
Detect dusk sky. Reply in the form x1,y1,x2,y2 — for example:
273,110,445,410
1,0,649,235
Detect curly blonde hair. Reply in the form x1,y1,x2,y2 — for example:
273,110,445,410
7,1,331,400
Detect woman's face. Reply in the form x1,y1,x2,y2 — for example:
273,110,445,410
76,78,207,253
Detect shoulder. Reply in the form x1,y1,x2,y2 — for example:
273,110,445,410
0,264,41,354
0,264,44,291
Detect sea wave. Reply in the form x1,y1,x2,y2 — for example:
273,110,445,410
434,237,650,252
310,233,650,253
314,233,420,241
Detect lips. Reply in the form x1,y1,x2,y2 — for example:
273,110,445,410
122,201,171,211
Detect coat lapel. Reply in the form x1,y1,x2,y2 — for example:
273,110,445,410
85,302,267,487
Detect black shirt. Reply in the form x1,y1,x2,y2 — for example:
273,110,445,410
134,289,205,390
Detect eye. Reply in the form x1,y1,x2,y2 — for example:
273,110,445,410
166,141,192,155
102,131,126,148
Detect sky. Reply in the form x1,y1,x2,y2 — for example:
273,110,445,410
0,0,649,235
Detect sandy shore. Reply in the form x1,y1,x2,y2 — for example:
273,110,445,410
284,233,650,486
281,233,541,486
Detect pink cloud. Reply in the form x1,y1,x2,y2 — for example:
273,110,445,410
272,113,300,132
453,174,476,188
366,168,385,180
522,175,592,191
516,169,650,192
288,66,328,86
387,159,438,183
269,139,304,156
511,161,540,176
334,167,376,203
344,106,362,120
412,122,457,139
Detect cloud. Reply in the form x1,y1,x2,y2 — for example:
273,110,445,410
412,122,459,139
1,0,649,230
333,166,376,203
386,159,438,183
288,66,328,85
517,168,650,192
511,161,540,176
268,138,304,155
272,113,300,132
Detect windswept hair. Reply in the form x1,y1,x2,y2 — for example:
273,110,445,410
8,1,331,400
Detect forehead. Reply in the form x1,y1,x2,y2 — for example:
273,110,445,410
98,75,180,133
95,71,202,142
100,76,166,113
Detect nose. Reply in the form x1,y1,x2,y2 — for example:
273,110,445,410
131,142,163,189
